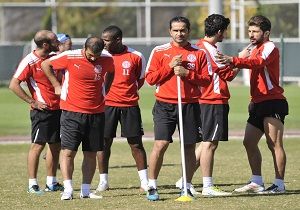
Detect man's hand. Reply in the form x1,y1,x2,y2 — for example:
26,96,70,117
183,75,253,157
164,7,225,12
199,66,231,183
54,85,62,95
215,52,233,65
238,44,253,58
169,54,182,69
174,66,188,77
31,100,48,111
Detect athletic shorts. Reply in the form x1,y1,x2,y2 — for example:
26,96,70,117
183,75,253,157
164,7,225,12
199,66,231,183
60,110,105,152
104,105,144,138
247,99,289,132
200,104,229,141
152,100,202,144
30,109,61,144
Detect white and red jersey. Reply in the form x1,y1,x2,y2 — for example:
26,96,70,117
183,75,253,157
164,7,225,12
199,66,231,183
104,46,146,107
232,41,285,103
13,51,60,110
145,42,210,104
49,49,114,114
196,39,234,104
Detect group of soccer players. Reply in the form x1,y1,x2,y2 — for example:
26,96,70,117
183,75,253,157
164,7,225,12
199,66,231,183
9,13,288,201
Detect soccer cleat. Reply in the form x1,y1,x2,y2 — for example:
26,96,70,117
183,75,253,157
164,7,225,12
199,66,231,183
28,185,44,195
61,191,73,200
233,182,264,194
175,178,200,195
80,192,103,199
147,187,159,201
95,182,109,192
202,186,232,196
258,184,285,194
45,182,64,192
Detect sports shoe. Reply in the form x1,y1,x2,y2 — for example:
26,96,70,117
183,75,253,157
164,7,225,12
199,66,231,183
147,187,159,201
95,182,109,192
45,182,64,192
61,191,73,200
180,189,194,198
80,192,103,199
28,185,44,195
233,182,264,194
175,178,200,195
258,184,285,194
202,186,232,196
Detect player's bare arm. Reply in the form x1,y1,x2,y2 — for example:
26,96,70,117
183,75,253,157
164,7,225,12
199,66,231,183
9,77,48,110
41,59,62,95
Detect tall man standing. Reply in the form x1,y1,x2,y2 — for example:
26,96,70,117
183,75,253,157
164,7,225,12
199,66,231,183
9,30,63,194
216,15,289,194
42,37,115,200
96,25,148,192
145,16,210,201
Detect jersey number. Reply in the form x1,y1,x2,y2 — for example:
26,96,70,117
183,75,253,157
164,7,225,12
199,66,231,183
123,69,130,75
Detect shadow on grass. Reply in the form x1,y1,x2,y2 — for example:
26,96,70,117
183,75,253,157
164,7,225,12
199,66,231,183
109,163,179,169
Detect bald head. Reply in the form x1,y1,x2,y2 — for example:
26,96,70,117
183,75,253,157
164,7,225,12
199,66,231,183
34,30,57,48
84,37,104,55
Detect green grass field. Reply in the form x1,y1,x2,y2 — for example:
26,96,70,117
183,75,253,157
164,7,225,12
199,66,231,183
0,84,299,136
0,140,299,210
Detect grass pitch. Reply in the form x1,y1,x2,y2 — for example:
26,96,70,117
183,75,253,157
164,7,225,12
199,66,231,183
0,139,299,210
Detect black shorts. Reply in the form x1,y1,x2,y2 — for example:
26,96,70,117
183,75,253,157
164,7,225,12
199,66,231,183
153,100,202,144
104,105,144,138
247,99,289,132
60,110,105,152
30,109,61,144
200,104,229,141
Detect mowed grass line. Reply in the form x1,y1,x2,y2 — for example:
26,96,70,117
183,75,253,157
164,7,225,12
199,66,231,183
1,84,300,136
0,139,299,210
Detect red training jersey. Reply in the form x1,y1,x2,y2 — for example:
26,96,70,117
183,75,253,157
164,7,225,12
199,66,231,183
49,49,114,114
145,42,210,104
13,50,60,110
232,41,285,103
196,39,234,104
104,46,146,107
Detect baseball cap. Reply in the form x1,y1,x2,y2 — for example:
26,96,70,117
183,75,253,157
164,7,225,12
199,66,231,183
57,33,71,43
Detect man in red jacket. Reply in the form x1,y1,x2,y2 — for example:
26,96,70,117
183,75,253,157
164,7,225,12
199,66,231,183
145,16,210,201
216,15,289,194
96,25,148,193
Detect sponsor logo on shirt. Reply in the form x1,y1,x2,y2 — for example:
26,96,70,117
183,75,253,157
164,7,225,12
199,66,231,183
187,54,196,62
94,65,102,73
122,61,131,68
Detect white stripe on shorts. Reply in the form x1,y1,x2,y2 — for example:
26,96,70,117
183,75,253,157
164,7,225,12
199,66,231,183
34,128,39,143
211,124,219,141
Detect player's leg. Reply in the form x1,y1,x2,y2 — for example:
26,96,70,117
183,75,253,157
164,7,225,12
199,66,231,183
96,106,119,191
121,106,148,190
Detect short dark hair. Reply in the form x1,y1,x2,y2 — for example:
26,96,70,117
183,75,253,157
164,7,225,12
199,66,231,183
34,30,53,48
102,25,123,39
169,16,190,31
248,15,271,32
204,14,230,37
84,36,104,54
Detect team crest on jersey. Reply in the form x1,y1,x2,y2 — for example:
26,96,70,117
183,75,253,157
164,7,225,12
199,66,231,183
187,54,196,62
122,61,131,68
94,65,102,73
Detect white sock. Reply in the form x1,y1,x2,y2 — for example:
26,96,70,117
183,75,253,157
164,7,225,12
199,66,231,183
251,175,263,186
203,177,213,188
274,179,285,189
138,169,148,186
46,176,57,186
81,184,90,196
63,180,73,193
100,173,108,184
148,179,157,189
29,178,38,187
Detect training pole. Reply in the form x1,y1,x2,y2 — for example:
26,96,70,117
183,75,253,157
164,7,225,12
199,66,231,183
175,76,193,202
